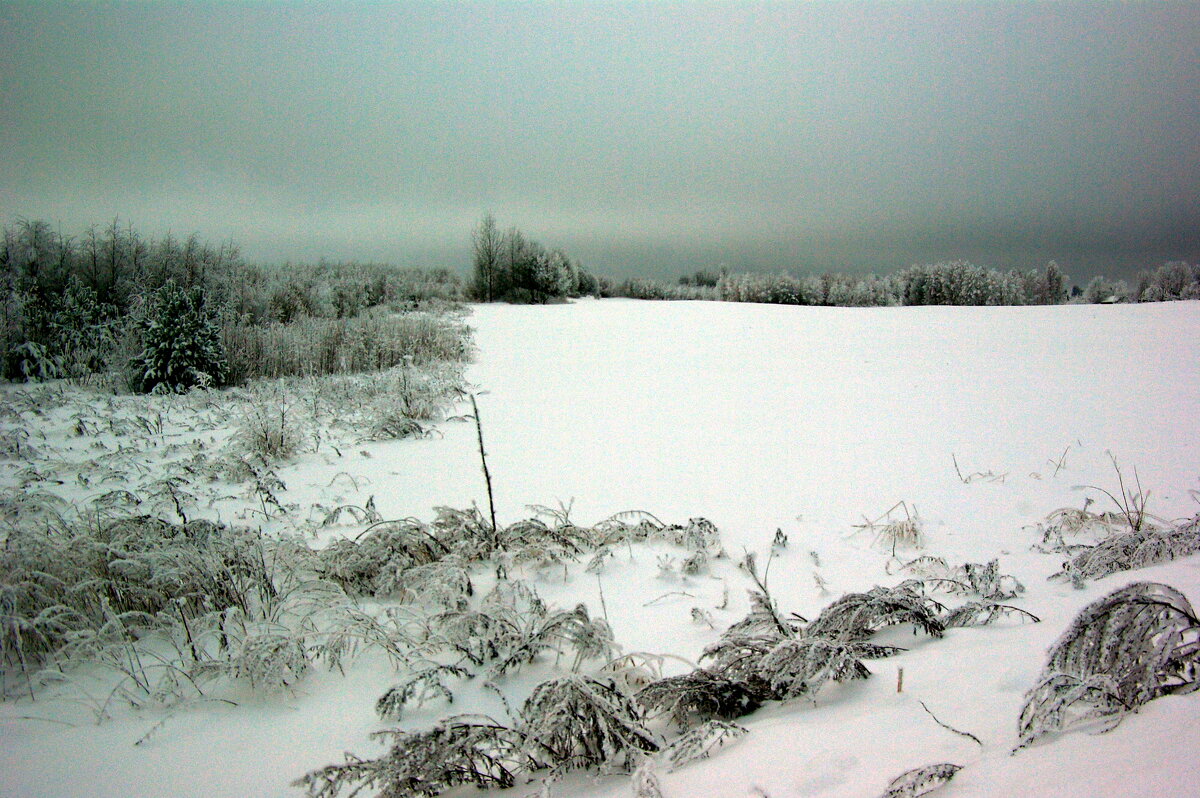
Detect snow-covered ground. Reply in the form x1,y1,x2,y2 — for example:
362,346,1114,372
2,298,1199,797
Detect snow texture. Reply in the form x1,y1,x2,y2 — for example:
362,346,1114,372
3,298,1200,797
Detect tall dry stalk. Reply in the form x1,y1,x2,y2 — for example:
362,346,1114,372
470,393,499,549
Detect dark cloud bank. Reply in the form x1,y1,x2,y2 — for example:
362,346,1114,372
2,1,1197,281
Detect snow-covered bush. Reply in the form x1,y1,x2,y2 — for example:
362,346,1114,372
0,513,276,700
390,562,474,610
900,556,1025,600
300,676,660,796
227,628,310,691
660,719,748,771
221,310,471,383
756,637,903,699
943,601,1040,628
637,571,948,738
1082,275,1131,304
375,663,472,721
318,519,449,597
651,517,721,551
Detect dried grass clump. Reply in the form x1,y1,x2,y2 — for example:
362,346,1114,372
298,677,659,797
660,719,748,771
637,670,767,728
0,511,295,705
591,512,722,553
237,392,305,461
365,413,432,442
854,501,923,554
636,563,944,741
806,581,946,641
899,556,1025,601
498,518,596,568
756,637,904,699
520,676,660,774
431,581,614,676
227,629,310,691
375,663,472,721
392,563,474,611
296,714,526,798
1039,458,1199,586
1038,505,1127,551
943,601,1040,629
362,361,466,441
877,762,962,798
649,517,721,551
1016,581,1200,749
317,519,449,597
1051,516,1200,585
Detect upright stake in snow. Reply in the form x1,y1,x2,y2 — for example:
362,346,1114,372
470,393,499,550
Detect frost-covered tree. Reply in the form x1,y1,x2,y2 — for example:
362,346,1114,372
1043,261,1066,304
1082,275,1131,304
471,213,503,302
531,249,575,301
129,281,227,393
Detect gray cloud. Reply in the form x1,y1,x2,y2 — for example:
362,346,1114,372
2,1,1198,280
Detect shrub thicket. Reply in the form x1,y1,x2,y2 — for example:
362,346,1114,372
1,218,468,389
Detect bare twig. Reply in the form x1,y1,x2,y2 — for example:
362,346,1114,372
1048,445,1071,477
952,453,1007,484
952,452,967,483
643,591,696,607
919,700,983,746
596,575,609,621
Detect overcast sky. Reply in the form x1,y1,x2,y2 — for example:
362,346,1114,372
2,2,1198,280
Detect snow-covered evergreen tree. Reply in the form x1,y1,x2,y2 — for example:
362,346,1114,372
130,280,227,393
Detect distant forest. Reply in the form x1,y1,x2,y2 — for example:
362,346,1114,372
3,216,1198,387
468,214,1200,307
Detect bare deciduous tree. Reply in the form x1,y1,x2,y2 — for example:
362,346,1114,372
472,213,503,302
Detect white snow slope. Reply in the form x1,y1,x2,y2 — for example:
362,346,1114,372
3,298,1199,797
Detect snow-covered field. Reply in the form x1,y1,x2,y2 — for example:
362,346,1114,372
2,298,1199,797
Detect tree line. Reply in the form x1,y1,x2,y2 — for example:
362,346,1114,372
710,259,1199,307
469,213,1200,308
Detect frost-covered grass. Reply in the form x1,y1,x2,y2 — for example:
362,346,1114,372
222,309,473,384
2,298,1199,797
